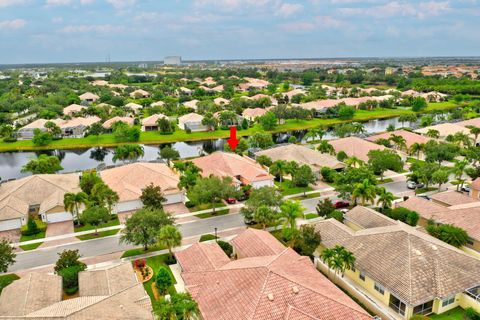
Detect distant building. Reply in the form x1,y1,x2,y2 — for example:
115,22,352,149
164,56,182,66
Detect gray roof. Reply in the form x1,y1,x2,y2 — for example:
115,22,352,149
344,206,397,229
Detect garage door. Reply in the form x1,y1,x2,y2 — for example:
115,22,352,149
46,212,73,223
0,218,22,231
117,200,143,213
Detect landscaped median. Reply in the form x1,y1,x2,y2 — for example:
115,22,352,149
0,101,462,152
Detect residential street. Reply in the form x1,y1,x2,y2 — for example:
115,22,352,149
9,213,245,272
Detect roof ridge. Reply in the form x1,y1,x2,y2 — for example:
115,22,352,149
0,175,33,202
249,267,273,320
23,273,33,315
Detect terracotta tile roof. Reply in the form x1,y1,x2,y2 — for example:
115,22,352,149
397,197,448,219
0,195,29,220
429,190,479,206
141,114,167,126
191,152,273,185
365,129,430,148
79,92,99,100
214,97,230,105
254,144,345,171
231,228,288,258
125,102,143,110
100,162,181,202
242,107,268,119
415,123,471,138
60,116,101,128
183,99,199,109
178,112,203,123
20,118,64,130
300,96,393,111
178,230,371,320
129,89,150,97
176,242,231,273
344,206,397,229
102,116,134,129
150,101,165,107
283,88,306,99
63,103,86,115
314,219,480,306
79,263,139,296
457,117,480,128
329,137,387,162
472,177,480,190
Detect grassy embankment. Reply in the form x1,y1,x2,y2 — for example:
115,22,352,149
0,101,463,152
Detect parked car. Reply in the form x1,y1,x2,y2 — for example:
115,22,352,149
226,197,237,204
243,216,256,225
461,185,471,193
407,180,424,189
333,200,349,209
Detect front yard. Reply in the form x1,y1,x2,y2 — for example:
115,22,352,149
74,215,120,232
136,254,177,302
275,180,313,196
429,307,467,320
0,274,19,294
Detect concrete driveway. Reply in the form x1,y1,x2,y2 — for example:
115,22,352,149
0,229,20,242
45,221,74,237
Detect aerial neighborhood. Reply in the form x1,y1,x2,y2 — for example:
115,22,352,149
0,59,480,320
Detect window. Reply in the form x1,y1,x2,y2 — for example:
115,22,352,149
359,272,366,281
413,301,433,315
441,295,455,307
389,295,406,316
374,282,385,295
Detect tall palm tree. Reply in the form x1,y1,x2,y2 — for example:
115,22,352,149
376,187,394,212
351,122,366,134
389,134,407,152
451,159,468,191
409,142,425,160
320,245,356,282
269,160,288,185
426,129,440,139
318,140,335,155
279,200,304,230
157,225,182,259
320,248,335,277
345,156,363,168
352,179,377,206
467,125,480,145
90,183,119,213
63,192,88,223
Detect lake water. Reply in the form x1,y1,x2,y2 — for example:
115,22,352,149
0,116,419,180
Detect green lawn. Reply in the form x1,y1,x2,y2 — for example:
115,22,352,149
139,254,177,302
378,178,394,184
290,192,321,200
194,208,229,219
416,187,438,194
429,307,466,320
0,274,20,294
199,234,218,242
121,243,167,258
275,180,313,196
0,101,463,152
187,201,225,212
74,216,120,232
76,229,119,241
305,213,319,219
19,231,46,251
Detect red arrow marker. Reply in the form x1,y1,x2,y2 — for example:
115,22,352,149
227,126,240,151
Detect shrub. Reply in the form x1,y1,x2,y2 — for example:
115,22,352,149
134,259,146,269
288,136,297,143
425,223,470,247
185,128,192,134
185,201,195,208
58,265,84,292
217,240,233,257
20,219,46,236
320,167,336,183
329,210,344,222
384,207,419,226
155,267,173,295
465,307,480,320
165,255,177,265
336,151,348,162
3,136,17,143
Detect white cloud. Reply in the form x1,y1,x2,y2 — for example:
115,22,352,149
280,15,344,32
80,0,94,4
338,1,450,19
276,3,303,17
193,0,279,12
52,16,63,23
45,0,72,6
0,19,26,30
0,0,26,7
106,0,136,10
59,24,124,33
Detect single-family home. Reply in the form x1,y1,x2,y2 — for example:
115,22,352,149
242,107,267,121
282,88,306,100
129,89,150,99
79,92,99,103
0,263,152,319
175,228,372,320
91,79,109,86
150,101,165,107
63,103,86,116
177,87,193,96
313,216,480,319
329,136,389,162
366,129,431,153
300,96,393,117
178,113,206,132
242,94,278,106
183,99,199,111
16,119,64,140
0,173,81,230
254,144,345,178
141,114,168,131
415,123,473,141
211,85,224,92
201,77,216,86
213,97,230,106
125,102,143,114
102,116,135,131
238,77,270,91
59,116,101,138
100,162,184,213
191,152,274,188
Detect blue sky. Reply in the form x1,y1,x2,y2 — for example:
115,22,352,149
0,0,479,64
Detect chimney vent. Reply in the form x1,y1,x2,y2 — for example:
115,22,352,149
267,293,274,301
292,286,299,294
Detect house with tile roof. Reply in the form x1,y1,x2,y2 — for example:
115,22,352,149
313,218,480,319
329,136,393,162
415,123,473,141
0,173,82,230
63,103,86,116
175,228,372,320
129,89,150,98
191,152,274,189
125,102,143,114
398,195,480,254
343,205,397,231
79,92,99,103
178,113,207,132
254,144,345,178
141,114,168,131
242,107,268,121
102,116,135,131
99,162,184,213
59,116,102,138
0,263,152,319
214,97,230,106
366,129,430,151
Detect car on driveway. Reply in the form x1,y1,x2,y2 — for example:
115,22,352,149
333,200,349,209
461,185,471,193
407,181,425,189
226,197,237,204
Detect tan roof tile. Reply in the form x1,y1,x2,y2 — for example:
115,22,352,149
365,129,430,148
344,206,397,229
329,137,387,162
231,228,288,258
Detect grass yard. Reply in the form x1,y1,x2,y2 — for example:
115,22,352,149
0,101,464,152
378,178,394,184
194,208,229,219
199,234,218,242
0,274,20,294
19,231,46,251
74,216,120,232
290,192,321,200
275,180,313,196
429,307,466,320
415,187,438,194
305,213,319,220
76,229,119,241
139,254,177,302
187,201,225,212
121,243,167,258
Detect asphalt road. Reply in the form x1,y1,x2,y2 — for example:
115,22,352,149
9,213,245,273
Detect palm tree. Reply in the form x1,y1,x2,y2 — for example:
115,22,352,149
279,200,304,230
320,248,335,277
318,140,335,155
320,245,356,282
63,192,88,223
345,156,363,168
351,122,366,134
467,125,480,145
90,183,119,213
270,160,288,185
352,179,377,206
409,142,425,160
157,225,182,259
389,134,407,151
451,159,468,191
376,187,394,212
426,129,440,139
